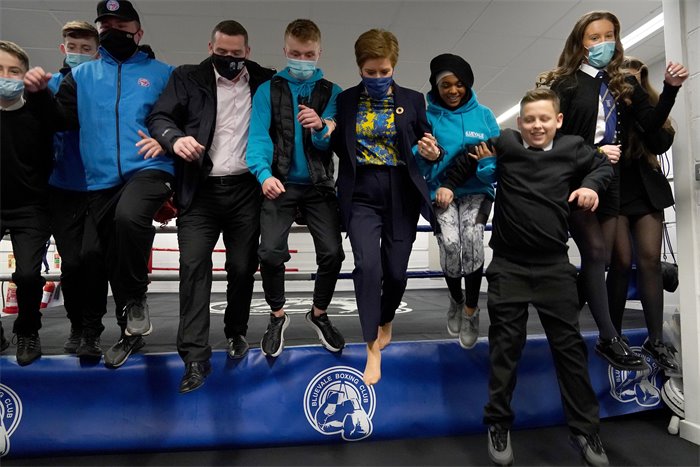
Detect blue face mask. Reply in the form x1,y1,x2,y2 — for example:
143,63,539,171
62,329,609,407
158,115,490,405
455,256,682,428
362,76,393,100
0,77,25,101
286,57,317,80
586,41,616,69
65,52,96,69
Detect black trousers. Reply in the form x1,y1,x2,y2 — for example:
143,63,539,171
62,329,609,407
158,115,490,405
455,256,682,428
49,187,108,337
177,173,261,363
347,167,420,342
88,169,173,330
483,255,600,436
0,206,50,335
258,183,344,312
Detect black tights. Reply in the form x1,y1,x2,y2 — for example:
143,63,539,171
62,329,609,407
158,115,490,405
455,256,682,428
569,210,619,340
607,212,664,340
445,265,484,309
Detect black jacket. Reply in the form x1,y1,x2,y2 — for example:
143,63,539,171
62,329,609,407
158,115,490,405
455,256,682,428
147,57,274,211
331,82,437,232
488,129,613,264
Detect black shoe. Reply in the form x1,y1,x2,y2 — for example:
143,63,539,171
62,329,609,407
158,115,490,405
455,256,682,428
179,360,212,394
77,335,103,359
227,335,249,359
642,338,682,377
104,335,145,369
0,330,9,353
570,433,609,466
124,296,152,337
595,336,648,371
16,333,42,366
63,328,82,354
261,313,290,357
305,310,345,353
487,424,513,466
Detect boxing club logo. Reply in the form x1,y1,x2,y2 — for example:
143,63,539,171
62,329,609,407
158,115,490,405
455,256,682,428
608,346,661,407
304,366,376,441
0,384,22,457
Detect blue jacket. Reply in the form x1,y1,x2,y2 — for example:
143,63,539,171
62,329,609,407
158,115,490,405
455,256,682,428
247,68,341,185
418,91,499,200
48,68,88,191
57,47,175,190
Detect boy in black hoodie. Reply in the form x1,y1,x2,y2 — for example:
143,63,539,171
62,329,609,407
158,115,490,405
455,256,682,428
0,41,56,365
442,88,612,466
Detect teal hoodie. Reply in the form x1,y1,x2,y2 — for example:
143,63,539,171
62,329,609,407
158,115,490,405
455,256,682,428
417,91,499,200
247,67,341,185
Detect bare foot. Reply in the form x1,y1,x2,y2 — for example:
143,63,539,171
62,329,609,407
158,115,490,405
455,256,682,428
377,322,393,350
363,341,381,386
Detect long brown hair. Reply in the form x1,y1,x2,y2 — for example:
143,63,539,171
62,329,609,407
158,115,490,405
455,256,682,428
622,56,675,168
537,11,633,104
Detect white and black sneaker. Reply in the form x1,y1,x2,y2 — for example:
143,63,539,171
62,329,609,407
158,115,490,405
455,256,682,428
488,424,514,466
261,313,290,357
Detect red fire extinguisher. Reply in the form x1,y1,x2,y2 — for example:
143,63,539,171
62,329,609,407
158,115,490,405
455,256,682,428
40,281,56,309
3,282,18,314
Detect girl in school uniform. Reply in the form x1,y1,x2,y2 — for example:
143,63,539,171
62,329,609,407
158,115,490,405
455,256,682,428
607,56,681,376
538,10,687,373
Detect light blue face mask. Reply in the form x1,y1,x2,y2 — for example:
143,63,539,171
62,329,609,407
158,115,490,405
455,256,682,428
586,41,616,69
286,57,317,80
0,77,25,101
65,52,96,69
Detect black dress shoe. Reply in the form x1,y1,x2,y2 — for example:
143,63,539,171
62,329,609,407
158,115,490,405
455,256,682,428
179,361,212,394
227,335,249,359
595,337,648,371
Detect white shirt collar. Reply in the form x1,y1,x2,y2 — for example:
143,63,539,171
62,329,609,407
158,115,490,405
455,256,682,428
580,63,601,78
213,65,249,86
0,95,25,111
524,141,554,151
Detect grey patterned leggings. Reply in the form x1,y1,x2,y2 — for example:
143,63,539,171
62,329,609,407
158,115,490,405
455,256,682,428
435,194,491,306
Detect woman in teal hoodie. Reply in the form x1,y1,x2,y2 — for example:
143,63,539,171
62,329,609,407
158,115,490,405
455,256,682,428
417,54,499,349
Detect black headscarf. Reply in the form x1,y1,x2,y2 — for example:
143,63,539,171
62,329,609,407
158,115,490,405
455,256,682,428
428,53,475,109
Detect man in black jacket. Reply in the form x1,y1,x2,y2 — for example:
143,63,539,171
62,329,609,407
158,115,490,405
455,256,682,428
148,20,274,394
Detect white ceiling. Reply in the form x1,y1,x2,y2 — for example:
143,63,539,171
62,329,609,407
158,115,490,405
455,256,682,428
0,0,666,125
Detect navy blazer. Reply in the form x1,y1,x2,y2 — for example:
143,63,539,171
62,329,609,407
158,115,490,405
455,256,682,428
331,82,437,232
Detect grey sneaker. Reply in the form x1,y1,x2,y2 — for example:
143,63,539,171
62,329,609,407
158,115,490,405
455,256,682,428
488,424,514,466
63,328,82,354
447,295,464,337
570,433,609,466
124,296,152,337
459,308,480,350
104,335,145,369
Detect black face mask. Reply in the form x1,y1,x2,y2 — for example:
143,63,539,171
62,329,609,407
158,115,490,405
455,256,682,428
99,28,138,62
212,54,246,80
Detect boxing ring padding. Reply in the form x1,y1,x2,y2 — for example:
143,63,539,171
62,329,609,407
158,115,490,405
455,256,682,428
0,329,664,458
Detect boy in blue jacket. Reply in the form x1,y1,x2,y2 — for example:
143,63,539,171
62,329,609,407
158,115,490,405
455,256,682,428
24,0,174,369
247,19,345,357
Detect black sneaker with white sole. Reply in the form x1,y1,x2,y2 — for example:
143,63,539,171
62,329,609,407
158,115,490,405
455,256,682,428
305,310,345,353
261,313,290,357
104,335,145,368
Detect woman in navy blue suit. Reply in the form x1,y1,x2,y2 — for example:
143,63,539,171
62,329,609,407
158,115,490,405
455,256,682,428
332,29,438,385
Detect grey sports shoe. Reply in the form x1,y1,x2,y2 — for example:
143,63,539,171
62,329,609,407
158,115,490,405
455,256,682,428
570,433,609,466
447,295,464,337
488,424,514,466
459,308,480,350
